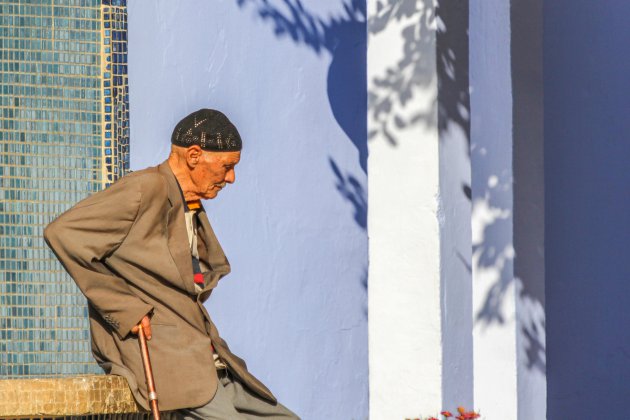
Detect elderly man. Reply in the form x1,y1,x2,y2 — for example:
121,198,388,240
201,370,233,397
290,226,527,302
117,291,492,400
44,109,299,419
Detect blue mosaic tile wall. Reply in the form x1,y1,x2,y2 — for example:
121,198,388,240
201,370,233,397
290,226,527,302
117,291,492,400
102,0,129,186
0,0,130,377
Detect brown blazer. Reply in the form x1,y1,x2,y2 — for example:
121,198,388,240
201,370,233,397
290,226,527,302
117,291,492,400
44,161,275,411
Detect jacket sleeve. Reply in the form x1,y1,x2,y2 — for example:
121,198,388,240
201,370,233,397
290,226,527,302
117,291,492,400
44,175,153,339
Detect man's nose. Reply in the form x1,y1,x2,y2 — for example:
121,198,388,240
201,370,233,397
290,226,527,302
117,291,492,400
225,169,236,184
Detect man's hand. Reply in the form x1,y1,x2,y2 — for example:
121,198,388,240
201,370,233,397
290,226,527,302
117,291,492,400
131,315,152,340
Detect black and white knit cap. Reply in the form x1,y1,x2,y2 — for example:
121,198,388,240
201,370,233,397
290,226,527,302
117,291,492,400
171,108,242,152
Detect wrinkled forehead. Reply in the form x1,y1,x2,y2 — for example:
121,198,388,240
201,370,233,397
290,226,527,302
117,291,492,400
204,150,241,164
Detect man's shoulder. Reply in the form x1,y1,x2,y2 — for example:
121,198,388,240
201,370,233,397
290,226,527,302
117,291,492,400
45,165,167,235
123,166,165,188
119,164,175,211
72,165,168,211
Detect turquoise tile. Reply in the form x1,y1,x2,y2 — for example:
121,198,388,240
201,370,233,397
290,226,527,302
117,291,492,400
0,0,130,379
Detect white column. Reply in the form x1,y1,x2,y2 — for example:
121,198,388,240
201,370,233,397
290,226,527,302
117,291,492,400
369,0,547,417
368,0,442,419
470,1,546,419
469,1,518,418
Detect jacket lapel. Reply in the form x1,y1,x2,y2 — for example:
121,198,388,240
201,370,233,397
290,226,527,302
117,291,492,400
158,162,197,296
196,208,231,274
196,206,231,301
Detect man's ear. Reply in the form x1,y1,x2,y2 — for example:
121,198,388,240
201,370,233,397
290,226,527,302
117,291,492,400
186,146,203,167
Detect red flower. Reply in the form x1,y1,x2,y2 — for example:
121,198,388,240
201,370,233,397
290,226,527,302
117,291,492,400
441,411,453,418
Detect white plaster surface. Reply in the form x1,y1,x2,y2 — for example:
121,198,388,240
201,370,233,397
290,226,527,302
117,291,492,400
368,128,442,420
471,248,518,419
470,1,518,418
516,280,547,420
439,120,473,413
368,1,442,418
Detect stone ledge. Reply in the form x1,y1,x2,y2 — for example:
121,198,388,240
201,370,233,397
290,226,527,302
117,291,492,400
0,375,144,418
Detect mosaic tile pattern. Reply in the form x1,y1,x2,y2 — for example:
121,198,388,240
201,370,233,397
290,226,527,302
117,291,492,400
101,0,129,186
0,0,130,378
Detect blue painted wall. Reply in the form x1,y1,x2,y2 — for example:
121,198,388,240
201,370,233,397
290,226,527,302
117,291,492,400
545,0,630,417
127,1,367,419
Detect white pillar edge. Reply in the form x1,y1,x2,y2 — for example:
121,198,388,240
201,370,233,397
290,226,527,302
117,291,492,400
367,0,443,419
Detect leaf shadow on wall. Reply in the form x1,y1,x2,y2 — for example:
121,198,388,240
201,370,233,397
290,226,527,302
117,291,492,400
236,0,367,227
234,0,470,225
471,163,546,376
235,0,546,377
235,0,368,318
369,0,470,145
471,0,546,377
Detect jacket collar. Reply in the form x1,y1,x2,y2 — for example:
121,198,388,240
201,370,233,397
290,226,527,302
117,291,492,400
158,160,187,209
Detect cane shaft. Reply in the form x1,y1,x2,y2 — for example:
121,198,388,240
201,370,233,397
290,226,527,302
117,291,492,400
138,325,161,420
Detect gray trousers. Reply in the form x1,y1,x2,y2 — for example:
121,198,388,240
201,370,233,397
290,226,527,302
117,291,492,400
173,370,300,420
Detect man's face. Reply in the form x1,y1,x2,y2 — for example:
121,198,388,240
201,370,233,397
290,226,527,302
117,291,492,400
190,150,241,199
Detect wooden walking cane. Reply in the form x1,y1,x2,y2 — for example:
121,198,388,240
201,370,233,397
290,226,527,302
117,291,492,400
138,324,161,420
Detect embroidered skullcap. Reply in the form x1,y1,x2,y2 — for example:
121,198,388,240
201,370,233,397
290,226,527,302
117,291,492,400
171,108,242,152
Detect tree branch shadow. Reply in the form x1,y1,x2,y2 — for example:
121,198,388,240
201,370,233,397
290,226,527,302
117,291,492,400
329,157,367,230
235,0,546,376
